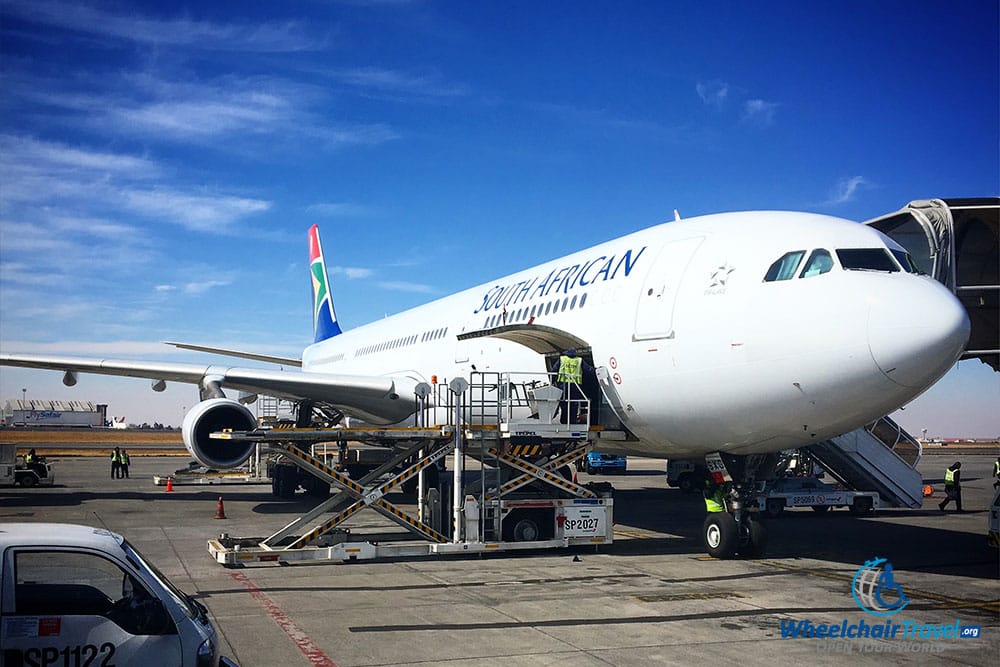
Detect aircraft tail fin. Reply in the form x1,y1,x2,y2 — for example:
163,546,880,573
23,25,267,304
309,224,342,343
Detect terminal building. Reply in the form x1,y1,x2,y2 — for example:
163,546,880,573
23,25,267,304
1,400,107,427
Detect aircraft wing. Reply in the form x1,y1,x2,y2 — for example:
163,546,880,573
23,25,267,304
0,354,417,424
163,341,302,367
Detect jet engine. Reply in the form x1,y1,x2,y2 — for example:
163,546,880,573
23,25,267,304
181,398,258,469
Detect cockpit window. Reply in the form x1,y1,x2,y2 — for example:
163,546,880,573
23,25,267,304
836,248,899,273
799,249,834,278
890,249,920,274
763,251,806,282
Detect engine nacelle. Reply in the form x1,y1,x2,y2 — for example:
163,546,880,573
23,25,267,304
181,398,257,469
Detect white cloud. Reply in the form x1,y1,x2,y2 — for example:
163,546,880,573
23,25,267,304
182,279,231,295
154,285,177,292
377,280,436,294
696,81,730,110
823,176,872,206
119,189,270,232
325,66,470,98
306,202,376,218
329,266,375,279
5,0,323,52
741,99,779,127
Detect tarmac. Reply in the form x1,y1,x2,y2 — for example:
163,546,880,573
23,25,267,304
1,452,997,666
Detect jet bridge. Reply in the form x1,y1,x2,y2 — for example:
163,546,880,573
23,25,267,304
804,416,923,509
815,198,1000,510
865,197,999,371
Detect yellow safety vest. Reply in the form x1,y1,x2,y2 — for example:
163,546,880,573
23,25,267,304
944,468,955,485
557,356,583,384
111,452,120,463
705,488,726,513
994,460,999,477
24,454,34,464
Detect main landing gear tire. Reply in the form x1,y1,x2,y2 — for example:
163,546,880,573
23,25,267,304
703,513,738,559
740,518,768,559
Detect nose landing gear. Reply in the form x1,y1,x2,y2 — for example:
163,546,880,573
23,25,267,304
702,452,775,559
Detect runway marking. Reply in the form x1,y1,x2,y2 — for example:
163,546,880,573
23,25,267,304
229,571,338,667
758,560,1000,615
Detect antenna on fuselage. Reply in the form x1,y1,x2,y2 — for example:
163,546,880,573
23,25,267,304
674,209,682,221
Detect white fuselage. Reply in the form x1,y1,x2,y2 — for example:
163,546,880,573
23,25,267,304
301,211,969,459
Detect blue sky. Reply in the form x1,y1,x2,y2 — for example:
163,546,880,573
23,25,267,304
1,1,997,436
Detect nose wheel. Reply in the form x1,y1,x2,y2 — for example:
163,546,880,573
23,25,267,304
701,451,775,559
702,513,767,559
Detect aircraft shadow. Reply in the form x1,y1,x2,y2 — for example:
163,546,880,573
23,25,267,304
610,487,999,580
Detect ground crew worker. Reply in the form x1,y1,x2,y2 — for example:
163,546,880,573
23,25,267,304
552,349,590,423
939,461,963,512
704,479,727,513
111,447,121,479
993,456,999,490
121,448,131,478
24,449,35,465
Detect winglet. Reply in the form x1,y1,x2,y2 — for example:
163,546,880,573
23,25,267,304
309,224,342,342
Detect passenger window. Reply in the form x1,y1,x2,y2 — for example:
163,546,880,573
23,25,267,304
764,251,806,281
836,248,899,272
799,249,834,278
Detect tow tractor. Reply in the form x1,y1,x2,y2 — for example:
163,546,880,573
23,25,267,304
0,444,55,487
758,476,880,517
207,372,626,566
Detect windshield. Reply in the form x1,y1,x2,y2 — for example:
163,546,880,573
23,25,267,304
836,248,899,272
763,251,806,281
122,540,199,620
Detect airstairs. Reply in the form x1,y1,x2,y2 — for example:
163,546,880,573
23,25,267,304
803,416,923,509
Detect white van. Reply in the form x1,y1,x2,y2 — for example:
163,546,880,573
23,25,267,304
0,523,236,666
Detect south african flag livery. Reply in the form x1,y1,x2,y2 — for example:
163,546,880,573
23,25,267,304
308,224,342,342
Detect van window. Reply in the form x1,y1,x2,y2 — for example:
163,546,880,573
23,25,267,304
799,249,834,278
14,550,177,636
764,251,806,281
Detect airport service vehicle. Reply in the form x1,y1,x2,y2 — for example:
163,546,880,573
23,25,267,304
3,199,994,559
584,451,627,475
666,459,708,493
0,445,54,488
758,477,880,517
0,523,235,667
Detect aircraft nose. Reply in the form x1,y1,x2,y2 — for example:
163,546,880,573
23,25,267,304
868,277,970,389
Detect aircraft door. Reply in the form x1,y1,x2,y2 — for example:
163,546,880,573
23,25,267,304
633,236,705,341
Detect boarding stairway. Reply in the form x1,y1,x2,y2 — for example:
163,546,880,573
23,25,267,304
803,416,923,508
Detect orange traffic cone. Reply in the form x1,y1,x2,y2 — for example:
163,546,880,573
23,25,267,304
165,477,174,493
215,496,227,520
922,485,933,497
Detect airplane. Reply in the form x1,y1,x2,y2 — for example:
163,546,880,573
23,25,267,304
0,211,971,558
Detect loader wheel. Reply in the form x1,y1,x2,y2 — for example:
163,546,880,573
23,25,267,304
765,499,784,518
850,497,874,515
703,513,737,559
18,474,37,488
